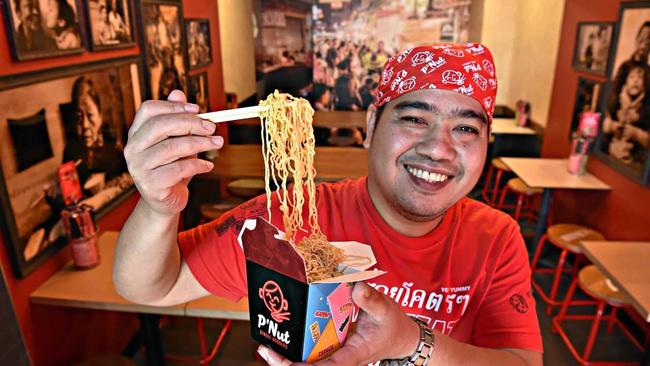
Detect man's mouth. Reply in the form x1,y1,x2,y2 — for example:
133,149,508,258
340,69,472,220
405,164,451,184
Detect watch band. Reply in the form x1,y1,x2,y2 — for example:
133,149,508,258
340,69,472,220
379,317,435,366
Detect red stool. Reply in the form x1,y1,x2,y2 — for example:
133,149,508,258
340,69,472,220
481,158,511,206
531,224,605,314
552,265,644,365
497,178,542,221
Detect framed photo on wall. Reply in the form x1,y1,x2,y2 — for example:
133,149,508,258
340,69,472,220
570,77,603,138
0,56,141,278
596,1,650,185
186,18,212,69
2,0,85,60
138,0,189,100
572,22,614,76
189,71,209,113
84,0,136,50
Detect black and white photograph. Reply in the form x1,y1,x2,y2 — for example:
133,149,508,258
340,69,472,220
186,18,212,69
573,22,614,75
3,0,84,60
0,57,140,278
189,71,209,113
597,2,650,185
85,0,135,50
140,0,188,100
570,77,602,138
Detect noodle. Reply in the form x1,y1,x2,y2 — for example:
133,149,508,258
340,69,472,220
259,91,344,282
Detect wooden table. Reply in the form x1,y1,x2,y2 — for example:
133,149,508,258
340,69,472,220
579,241,650,322
207,144,368,181
31,231,249,366
500,158,611,250
491,118,536,135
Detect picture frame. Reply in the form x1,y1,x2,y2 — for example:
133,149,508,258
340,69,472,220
569,77,603,138
2,0,86,61
189,71,209,113
84,0,136,50
138,0,189,100
595,1,650,185
572,22,614,76
0,56,142,278
186,18,212,69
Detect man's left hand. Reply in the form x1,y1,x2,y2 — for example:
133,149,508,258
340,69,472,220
257,282,420,366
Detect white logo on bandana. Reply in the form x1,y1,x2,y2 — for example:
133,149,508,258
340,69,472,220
397,48,414,63
441,70,466,86
381,67,394,85
483,96,494,110
411,51,433,66
472,73,488,91
482,59,495,76
421,57,446,74
398,76,417,93
390,70,408,91
443,48,465,58
463,61,481,73
455,84,474,95
467,44,485,55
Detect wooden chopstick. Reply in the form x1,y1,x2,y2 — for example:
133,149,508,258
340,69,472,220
198,105,268,123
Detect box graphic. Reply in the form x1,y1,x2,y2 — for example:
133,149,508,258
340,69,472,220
238,218,384,362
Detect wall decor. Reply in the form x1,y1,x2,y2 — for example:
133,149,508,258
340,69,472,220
3,0,85,60
139,0,188,100
189,71,209,113
85,0,136,50
186,18,212,69
572,22,614,76
596,1,650,185
0,56,141,277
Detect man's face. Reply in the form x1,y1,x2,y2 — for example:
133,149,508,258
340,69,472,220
77,95,103,147
17,0,40,31
366,89,488,223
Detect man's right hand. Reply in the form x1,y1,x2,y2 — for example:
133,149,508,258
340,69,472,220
124,89,223,216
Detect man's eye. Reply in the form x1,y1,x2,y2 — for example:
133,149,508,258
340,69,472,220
456,125,479,134
400,116,426,125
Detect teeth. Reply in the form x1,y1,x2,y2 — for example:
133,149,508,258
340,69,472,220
406,166,449,183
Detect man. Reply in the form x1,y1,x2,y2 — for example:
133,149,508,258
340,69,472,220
114,43,542,366
14,0,56,53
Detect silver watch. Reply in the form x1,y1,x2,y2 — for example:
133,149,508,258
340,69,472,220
379,317,435,366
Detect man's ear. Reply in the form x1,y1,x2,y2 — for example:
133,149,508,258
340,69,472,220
363,105,378,149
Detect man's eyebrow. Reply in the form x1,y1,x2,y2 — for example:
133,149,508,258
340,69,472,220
393,101,436,112
450,107,488,125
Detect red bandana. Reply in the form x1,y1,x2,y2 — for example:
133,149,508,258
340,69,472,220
374,43,498,123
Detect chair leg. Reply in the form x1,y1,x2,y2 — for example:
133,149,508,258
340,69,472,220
196,318,208,358
555,275,579,326
607,307,618,334
547,249,568,314
583,302,606,361
530,234,547,272
481,165,494,204
514,193,524,221
497,185,509,210
491,169,504,204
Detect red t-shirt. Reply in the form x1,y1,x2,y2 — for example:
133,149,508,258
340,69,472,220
179,177,542,352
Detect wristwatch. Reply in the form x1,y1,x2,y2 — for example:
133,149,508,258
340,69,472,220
379,317,435,366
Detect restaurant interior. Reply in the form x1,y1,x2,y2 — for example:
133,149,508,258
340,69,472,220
0,0,649,365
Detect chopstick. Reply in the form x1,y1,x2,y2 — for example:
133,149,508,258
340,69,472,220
198,105,268,123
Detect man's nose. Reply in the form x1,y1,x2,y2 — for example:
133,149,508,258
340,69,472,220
414,124,456,162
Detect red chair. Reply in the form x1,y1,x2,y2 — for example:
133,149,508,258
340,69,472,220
481,158,511,206
497,177,542,221
552,265,645,365
531,224,605,314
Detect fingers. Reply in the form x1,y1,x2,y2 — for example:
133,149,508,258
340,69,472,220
139,135,223,170
130,99,200,138
135,159,213,198
167,89,187,103
257,345,293,366
129,112,216,152
352,282,389,320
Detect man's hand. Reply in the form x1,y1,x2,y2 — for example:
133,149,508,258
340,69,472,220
257,282,420,366
124,90,223,216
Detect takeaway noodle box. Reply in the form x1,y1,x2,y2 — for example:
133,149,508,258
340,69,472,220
237,218,385,362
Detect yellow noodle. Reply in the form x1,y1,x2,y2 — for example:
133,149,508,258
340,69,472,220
259,91,344,282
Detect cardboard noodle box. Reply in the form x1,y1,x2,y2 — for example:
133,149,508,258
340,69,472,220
238,218,384,362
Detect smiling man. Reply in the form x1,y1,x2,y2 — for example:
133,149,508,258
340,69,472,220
114,43,542,366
